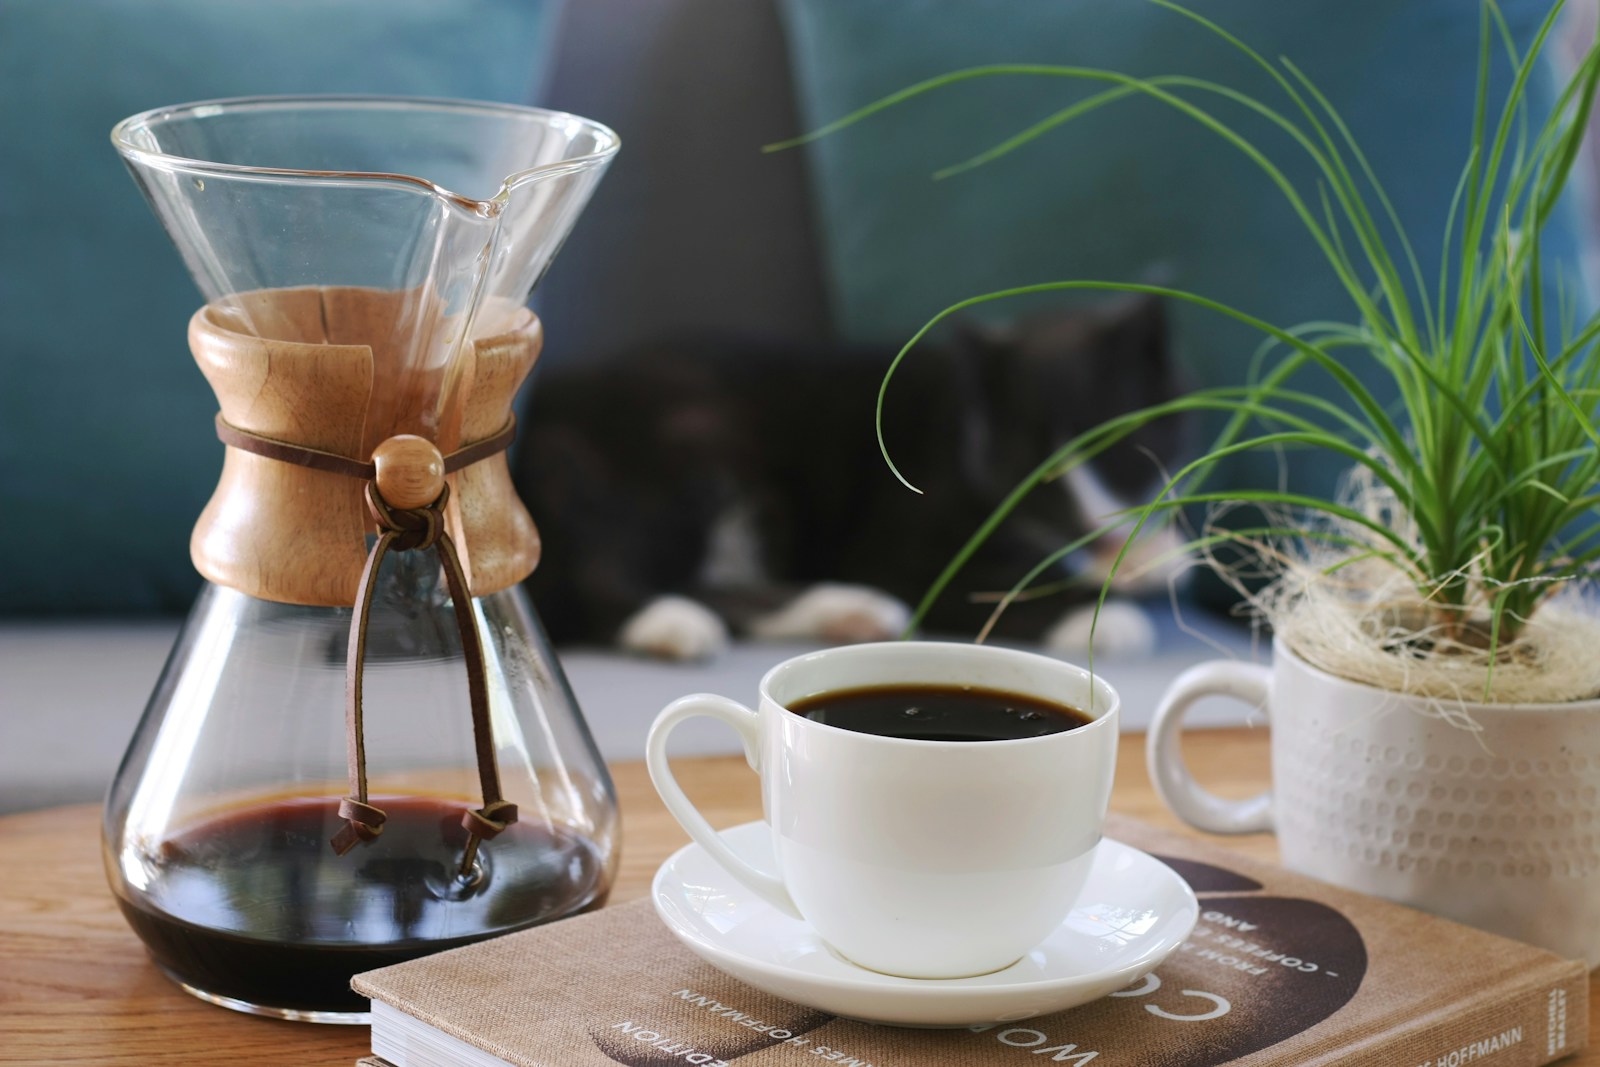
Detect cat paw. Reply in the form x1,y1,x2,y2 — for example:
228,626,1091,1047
749,584,911,644
1044,599,1157,659
618,596,730,660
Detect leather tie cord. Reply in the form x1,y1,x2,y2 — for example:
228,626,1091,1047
214,414,517,480
215,416,520,874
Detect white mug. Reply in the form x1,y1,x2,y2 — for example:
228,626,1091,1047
646,641,1120,979
1147,637,1600,966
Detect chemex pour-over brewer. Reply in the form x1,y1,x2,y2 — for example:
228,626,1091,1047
102,97,620,1022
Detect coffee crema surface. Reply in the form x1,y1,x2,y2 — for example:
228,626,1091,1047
788,683,1090,742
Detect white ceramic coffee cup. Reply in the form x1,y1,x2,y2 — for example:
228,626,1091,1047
646,641,1120,979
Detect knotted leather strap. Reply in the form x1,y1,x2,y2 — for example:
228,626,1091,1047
215,417,520,872
215,414,517,479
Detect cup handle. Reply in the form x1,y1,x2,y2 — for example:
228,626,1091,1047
1146,661,1274,834
646,694,802,919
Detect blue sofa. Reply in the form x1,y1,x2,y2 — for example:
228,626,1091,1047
2,0,1589,811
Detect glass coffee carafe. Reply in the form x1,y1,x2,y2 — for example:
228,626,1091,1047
102,97,620,1022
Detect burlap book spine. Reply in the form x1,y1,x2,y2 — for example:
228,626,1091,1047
1333,965,1585,1067
352,815,1590,1067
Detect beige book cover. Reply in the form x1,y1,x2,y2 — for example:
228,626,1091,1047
353,815,1588,1067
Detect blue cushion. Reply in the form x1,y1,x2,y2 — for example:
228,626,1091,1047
0,0,560,614
777,0,1594,519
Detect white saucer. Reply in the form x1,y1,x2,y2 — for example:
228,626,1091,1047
651,821,1198,1027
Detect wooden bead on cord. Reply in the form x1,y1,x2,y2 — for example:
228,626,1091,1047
372,435,445,509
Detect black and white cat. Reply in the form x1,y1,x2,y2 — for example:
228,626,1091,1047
512,297,1189,660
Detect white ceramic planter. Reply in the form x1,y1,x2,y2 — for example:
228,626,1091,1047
1148,638,1600,967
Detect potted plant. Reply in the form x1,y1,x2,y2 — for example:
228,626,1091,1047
780,1,1600,964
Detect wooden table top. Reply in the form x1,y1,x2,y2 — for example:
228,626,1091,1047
0,727,1591,1065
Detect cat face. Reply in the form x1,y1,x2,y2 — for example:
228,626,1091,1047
951,296,1187,530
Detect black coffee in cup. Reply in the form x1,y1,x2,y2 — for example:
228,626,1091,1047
788,683,1090,742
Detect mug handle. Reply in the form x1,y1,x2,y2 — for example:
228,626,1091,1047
1146,661,1274,834
646,694,803,919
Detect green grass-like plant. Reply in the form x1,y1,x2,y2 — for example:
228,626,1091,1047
773,0,1600,694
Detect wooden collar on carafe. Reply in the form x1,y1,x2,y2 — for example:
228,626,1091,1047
215,416,521,875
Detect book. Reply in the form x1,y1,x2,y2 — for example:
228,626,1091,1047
351,814,1589,1067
